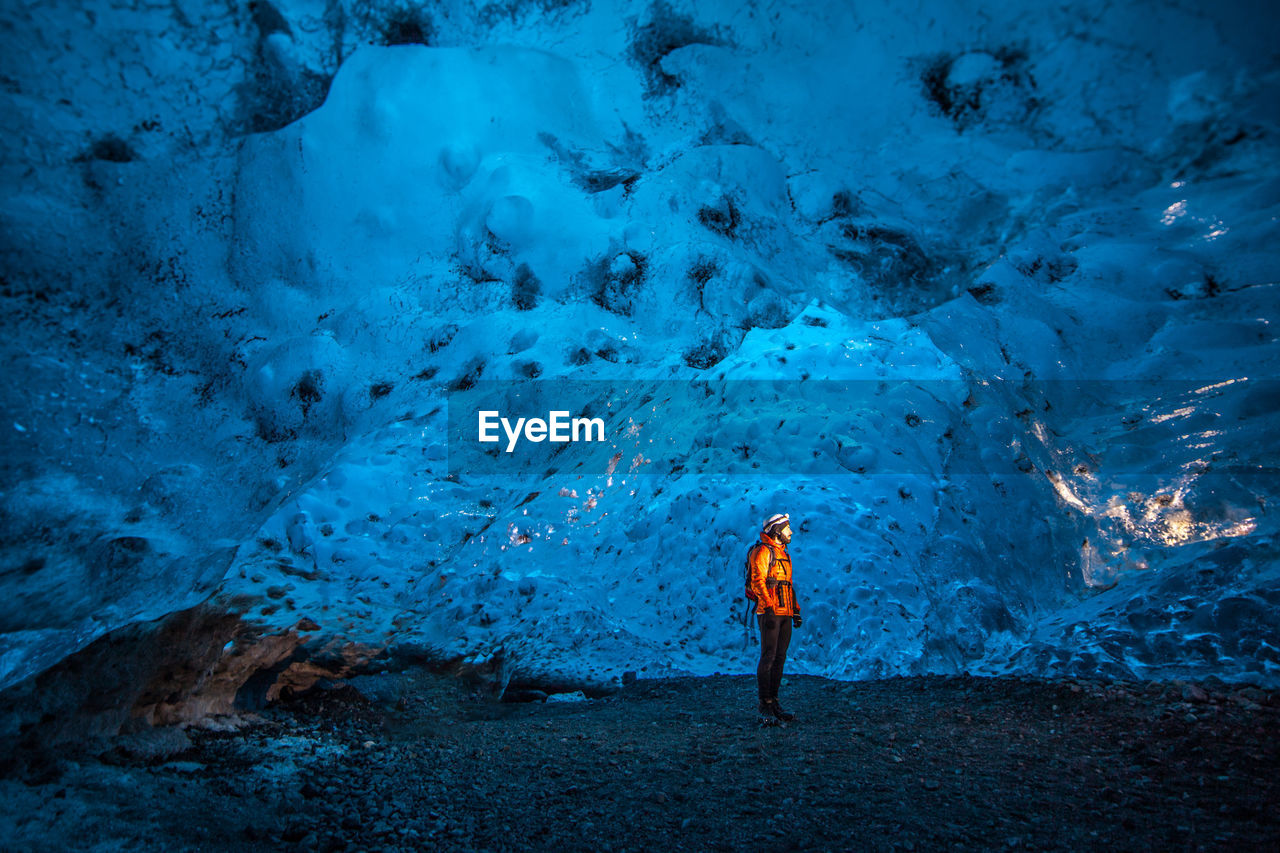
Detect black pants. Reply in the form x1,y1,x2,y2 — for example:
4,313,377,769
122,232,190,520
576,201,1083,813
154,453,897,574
756,613,793,702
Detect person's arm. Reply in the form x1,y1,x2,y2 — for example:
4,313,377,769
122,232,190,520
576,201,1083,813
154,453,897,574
747,546,777,611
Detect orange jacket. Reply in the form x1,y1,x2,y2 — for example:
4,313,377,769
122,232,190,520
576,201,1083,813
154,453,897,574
747,532,799,617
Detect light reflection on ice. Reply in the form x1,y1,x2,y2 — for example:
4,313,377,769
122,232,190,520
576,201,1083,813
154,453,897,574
1148,405,1195,424
1161,200,1188,225
1073,477,1259,550
1193,378,1245,395
1080,538,1118,588
1047,470,1089,513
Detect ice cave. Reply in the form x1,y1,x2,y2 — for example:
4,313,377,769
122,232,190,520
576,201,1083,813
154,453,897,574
2,0,1278,849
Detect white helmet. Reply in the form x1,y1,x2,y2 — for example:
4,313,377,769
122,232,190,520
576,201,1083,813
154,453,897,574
762,513,790,534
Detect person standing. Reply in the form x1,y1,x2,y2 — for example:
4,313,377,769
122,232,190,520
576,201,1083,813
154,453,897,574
748,512,801,723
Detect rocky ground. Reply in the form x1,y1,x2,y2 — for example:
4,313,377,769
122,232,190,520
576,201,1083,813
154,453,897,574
1,672,1278,852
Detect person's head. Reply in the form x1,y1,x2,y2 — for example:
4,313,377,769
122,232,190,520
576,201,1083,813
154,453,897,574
763,512,793,544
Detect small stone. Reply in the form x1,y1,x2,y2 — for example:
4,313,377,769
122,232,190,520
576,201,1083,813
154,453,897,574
1182,683,1209,703
922,779,941,791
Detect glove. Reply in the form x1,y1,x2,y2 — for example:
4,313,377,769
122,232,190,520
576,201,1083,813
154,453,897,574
792,615,803,628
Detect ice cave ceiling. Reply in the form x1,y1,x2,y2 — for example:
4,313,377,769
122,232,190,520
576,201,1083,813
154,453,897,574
1,0,1279,715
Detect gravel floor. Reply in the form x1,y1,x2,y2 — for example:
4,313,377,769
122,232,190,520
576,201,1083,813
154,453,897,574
2,672,1278,851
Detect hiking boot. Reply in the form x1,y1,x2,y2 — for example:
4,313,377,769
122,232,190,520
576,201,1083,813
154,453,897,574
768,699,796,722
757,700,780,726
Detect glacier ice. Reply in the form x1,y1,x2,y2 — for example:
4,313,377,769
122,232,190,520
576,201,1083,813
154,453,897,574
1,0,1278,703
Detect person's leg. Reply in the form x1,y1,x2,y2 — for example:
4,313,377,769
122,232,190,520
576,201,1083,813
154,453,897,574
768,616,793,702
756,614,780,703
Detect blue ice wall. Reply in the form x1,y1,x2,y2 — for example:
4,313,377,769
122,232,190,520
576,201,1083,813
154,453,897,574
2,0,1278,701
